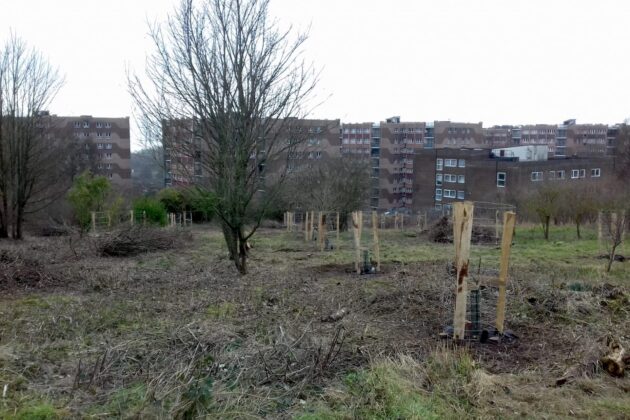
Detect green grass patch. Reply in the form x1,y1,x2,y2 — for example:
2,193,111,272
205,302,237,319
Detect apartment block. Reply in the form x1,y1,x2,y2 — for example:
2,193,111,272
48,114,131,191
412,146,616,212
434,121,484,148
161,115,624,213
163,118,342,187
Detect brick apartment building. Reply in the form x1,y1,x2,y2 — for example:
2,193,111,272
412,145,617,212
163,118,342,188
47,114,132,191
161,115,623,213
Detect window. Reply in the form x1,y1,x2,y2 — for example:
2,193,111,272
96,122,102,128
444,189,456,198
106,153,112,159
97,163,103,169
104,122,111,128
444,174,457,183
108,173,113,179
105,143,112,149
548,170,555,180
571,169,580,179
445,158,457,167
105,132,111,138
531,171,543,181
435,203,442,210
591,168,601,177
82,121,89,128
497,172,506,187
73,121,81,128
457,190,465,200
436,174,443,186
435,188,442,201
557,170,565,180
106,163,112,169
97,143,103,149
458,175,465,183
436,158,443,171
579,169,586,178
458,159,465,168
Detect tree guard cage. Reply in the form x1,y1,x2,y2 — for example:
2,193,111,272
451,201,517,342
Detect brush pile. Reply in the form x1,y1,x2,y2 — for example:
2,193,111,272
96,226,191,257
0,249,59,290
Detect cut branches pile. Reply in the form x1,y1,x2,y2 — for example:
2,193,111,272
95,226,192,257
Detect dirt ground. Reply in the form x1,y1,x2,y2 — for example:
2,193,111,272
0,225,629,418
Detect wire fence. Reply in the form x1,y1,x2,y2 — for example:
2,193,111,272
90,210,193,232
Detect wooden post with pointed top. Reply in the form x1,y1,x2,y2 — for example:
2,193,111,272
352,211,361,274
453,201,474,341
495,211,517,334
304,211,309,241
372,210,380,272
318,211,325,251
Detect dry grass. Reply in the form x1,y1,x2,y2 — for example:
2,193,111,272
0,224,628,418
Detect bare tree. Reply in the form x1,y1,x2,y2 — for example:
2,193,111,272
561,183,598,239
0,35,65,239
524,183,563,240
601,210,627,273
283,157,370,222
129,0,317,273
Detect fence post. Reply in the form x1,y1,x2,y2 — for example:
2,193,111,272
318,211,324,251
304,211,309,241
372,210,380,272
107,211,112,228
143,211,147,226
352,211,361,274
91,211,96,233
336,212,340,243
453,201,474,341
130,210,134,226
495,211,517,334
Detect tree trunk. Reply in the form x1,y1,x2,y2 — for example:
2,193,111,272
543,216,550,240
576,218,581,240
0,198,8,238
221,222,248,274
606,243,618,273
13,205,24,240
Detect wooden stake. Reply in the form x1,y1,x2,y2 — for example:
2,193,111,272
143,211,147,226
372,211,380,272
352,211,361,274
304,211,309,241
598,211,603,253
495,211,517,334
336,212,340,243
401,213,404,231
310,211,315,241
91,211,96,233
453,201,474,341
107,211,112,228
394,214,398,230
495,210,500,244
130,210,134,226
318,211,324,251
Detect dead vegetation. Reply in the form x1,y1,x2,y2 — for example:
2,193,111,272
95,225,192,257
0,226,628,418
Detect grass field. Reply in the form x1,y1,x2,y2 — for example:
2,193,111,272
0,222,628,419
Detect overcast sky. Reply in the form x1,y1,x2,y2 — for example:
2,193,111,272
2,0,629,149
